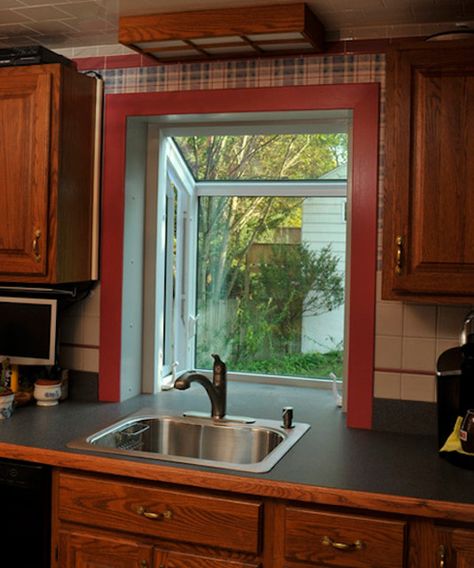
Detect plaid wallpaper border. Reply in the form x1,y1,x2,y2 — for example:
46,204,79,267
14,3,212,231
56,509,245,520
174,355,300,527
99,53,385,94
96,53,386,268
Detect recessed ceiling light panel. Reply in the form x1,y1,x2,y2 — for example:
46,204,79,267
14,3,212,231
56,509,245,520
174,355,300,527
119,3,325,63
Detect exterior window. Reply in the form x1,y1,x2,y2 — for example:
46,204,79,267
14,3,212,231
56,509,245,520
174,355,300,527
156,126,349,388
195,195,346,379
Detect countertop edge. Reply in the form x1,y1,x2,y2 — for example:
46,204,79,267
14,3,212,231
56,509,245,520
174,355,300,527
3,441,473,523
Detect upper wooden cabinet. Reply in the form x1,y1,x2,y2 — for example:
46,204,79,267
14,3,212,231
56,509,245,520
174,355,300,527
0,63,101,284
382,41,474,303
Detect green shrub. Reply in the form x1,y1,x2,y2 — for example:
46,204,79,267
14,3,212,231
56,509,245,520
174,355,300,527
229,350,343,379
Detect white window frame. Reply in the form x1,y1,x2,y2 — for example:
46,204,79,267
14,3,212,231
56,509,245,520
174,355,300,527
143,120,349,392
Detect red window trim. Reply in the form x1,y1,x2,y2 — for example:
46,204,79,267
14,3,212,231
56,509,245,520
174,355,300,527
100,84,379,429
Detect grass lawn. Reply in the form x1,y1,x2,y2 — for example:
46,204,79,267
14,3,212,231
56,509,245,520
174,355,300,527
230,350,343,380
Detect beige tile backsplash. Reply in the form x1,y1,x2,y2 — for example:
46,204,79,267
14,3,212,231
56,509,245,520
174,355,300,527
58,284,100,374
401,337,436,372
400,373,437,403
375,271,472,402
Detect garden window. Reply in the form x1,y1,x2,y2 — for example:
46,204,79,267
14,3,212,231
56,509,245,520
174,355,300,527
151,119,349,390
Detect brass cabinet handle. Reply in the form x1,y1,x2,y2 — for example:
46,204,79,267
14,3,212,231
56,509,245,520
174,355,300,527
140,562,148,568
136,505,173,520
439,545,446,568
395,235,403,275
32,229,41,263
321,535,363,551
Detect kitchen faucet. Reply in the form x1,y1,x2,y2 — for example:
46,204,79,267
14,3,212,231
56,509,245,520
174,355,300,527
174,354,227,419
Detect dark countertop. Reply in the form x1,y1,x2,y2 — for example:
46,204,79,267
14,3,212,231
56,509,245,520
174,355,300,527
0,382,473,509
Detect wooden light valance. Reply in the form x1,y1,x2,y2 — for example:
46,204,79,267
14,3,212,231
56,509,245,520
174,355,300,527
119,3,325,62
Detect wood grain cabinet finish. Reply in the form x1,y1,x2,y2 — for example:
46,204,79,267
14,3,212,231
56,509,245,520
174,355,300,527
154,549,261,568
58,529,153,568
382,41,474,302
437,527,474,568
0,64,99,284
56,472,262,557
284,507,407,568
55,471,262,568
53,470,474,568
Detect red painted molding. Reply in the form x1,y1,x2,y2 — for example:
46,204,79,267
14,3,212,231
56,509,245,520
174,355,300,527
75,56,106,71
98,95,127,401
100,84,379,428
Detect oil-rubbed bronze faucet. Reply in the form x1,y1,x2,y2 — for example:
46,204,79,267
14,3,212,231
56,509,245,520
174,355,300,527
174,354,227,419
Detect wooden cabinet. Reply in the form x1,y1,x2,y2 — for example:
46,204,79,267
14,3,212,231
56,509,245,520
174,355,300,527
437,526,474,567
283,506,407,567
382,41,474,302
53,469,474,568
58,529,153,568
0,63,100,284
54,471,262,568
154,549,260,567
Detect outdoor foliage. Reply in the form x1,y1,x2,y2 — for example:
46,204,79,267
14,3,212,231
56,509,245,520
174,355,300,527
176,133,348,376
228,242,344,362
175,133,347,180
231,350,343,379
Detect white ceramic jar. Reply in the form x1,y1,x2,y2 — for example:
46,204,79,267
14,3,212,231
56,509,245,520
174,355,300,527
34,380,61,407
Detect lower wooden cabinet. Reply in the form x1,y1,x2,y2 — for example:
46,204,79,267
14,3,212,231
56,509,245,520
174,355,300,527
154,549,261,567
437,526,474,568
54,471,263,568
52,469,474,568
57,529,260,568
58,529,152,568
284,506,407,568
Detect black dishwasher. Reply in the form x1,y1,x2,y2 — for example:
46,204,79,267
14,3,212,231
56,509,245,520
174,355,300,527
0,458,51,567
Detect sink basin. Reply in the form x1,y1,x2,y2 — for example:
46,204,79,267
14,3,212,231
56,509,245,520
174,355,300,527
68,410,310,473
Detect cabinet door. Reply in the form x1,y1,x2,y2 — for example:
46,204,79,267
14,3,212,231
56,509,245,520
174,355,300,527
58,529,153,568
154,549,260,568
438,527,474,568
383,43,474,301
0,69,51,276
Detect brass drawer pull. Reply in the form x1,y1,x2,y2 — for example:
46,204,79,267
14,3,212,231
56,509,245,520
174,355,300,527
321,535,363,551
137,506,173,520
32,229,41,262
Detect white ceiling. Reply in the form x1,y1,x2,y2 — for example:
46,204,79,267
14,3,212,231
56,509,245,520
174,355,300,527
0,0,473,51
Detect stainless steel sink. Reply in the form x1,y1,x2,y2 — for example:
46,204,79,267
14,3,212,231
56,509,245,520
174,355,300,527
68,410,310,473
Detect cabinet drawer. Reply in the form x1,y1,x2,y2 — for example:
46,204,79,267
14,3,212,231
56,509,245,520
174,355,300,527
57,472,262,553
156,549,261,567
285,507,407,568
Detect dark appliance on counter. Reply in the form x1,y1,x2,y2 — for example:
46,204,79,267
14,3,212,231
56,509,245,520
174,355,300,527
436,310,474,470
0,45,74,68
0,459,51,567
0,296,57,366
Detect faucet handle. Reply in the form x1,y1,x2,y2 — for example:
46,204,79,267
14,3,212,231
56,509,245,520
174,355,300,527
211,354,226,385
282,407,294,429
211,353,225,366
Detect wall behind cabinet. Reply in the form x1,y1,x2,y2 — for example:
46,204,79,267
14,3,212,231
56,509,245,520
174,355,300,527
56,46,470,411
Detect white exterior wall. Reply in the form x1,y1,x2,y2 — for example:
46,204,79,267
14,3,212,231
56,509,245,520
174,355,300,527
301,197,346,354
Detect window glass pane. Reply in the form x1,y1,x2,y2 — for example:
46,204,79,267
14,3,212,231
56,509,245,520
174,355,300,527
163,184,178,368
173,134,348,181
195,195,346,379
